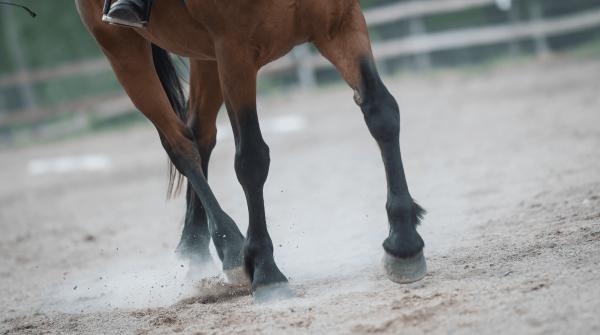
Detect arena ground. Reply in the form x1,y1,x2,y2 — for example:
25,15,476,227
1,56,599,334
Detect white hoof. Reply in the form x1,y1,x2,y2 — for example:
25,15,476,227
382,250,427,284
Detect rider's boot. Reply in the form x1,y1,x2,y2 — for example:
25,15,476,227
102,0,151,28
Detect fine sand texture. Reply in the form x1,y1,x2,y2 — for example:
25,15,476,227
1,56,599,334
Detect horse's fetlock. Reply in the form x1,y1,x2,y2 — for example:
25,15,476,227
244,238,274,260
386,196,414,222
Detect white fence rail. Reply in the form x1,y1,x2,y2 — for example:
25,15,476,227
1,0,600,126
365,0,496,26
262,5,600,74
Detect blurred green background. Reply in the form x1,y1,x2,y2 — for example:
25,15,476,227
1,0,600,144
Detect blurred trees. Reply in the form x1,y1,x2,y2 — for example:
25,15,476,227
0,0,99,75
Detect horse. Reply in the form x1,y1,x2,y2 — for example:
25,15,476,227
76,0,427,302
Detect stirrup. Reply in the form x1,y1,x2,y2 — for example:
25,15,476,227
102,14,146,28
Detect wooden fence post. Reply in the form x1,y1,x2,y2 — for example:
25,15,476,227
2,8,37,111
529,0,550,58
409,16,432,71
507,1,522,57
293,44,317,90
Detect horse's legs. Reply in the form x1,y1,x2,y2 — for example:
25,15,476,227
216,46,290,301
176,60,246,281
78,17,246,280
313,4,426,283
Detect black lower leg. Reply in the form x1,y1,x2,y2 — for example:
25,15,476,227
233,110,287,289
176,183,212,264
162,130,245,270
176,133,214,264
357,58,425,258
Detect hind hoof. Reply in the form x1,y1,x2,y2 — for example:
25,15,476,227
253,283,295,304
382,250,427,284
224,266,251,287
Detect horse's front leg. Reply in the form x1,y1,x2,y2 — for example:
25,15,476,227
216,44,292,302
314,3,426,283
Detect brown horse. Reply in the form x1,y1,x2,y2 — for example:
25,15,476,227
76,0,426,302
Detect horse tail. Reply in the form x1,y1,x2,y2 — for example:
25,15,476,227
151,43,187,199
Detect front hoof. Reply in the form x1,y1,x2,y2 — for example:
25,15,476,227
253,283,295,304
224,266,251,287
382,250,427,284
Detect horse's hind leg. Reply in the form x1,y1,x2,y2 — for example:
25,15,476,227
314,3,426,283
176,60,246,282
215,45,291,302
77,5,246,282
176,61,220,271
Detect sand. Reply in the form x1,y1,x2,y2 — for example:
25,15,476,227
1,56,599,334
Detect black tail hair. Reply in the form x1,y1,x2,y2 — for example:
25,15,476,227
151,43,187,199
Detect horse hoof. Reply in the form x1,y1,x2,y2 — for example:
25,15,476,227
253,283,295,304
224,266,251,287
382,250,427,284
